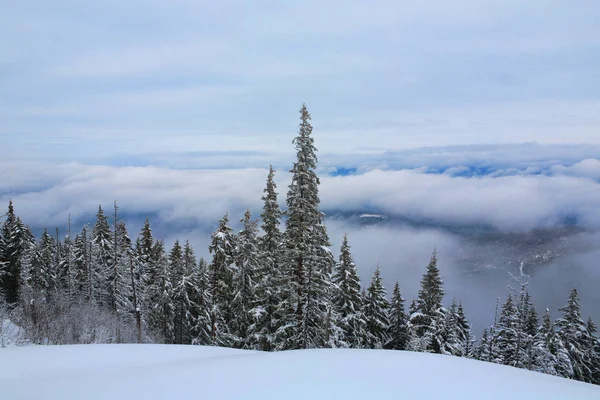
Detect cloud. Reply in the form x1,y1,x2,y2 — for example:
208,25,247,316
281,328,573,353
3,147,600,234
2,1,600,162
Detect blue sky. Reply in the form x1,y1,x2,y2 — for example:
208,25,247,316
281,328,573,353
2,0,600,161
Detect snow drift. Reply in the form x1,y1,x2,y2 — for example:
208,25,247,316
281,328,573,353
2,345,599,399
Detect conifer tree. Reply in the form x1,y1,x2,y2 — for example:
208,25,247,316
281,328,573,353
456,303,474,357
474,328,492,361
363,266,390,349
55,217,74,302
39,229,57,298
23,238,44,299
135,218,154,284
586,318,600,385
169,240,184,343
438,300,462,356
533,308,573,377
386,281,408,350
556,288,594,383
231,210,260,348
172,240,199,344
72,225,91,301
495,293,519,366
208,213,236,346
91,205,112,307
107,204,133,333
332,235,366,348
408,250,446,353
249,166,284,351
281,104,335,350
112,221,134,339
192,257,213,345
0,201,30,305
146,240,174,343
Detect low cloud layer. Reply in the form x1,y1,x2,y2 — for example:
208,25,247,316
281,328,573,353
2,146,600,233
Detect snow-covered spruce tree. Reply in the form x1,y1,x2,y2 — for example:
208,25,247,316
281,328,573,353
91,205,112,307
135,218,156,321
438,299,462,356
385,281,408,350
494,293,519,366
169,240,184,343
112,221,135,341
0,201,31,305
40,229,58,298
532,308,573,377
408,250,446,353
135,218,154,284
556,288,594,383
55,218,74,303
231,210,260,348
192,257,213,346
520,292,539,370
171,240,199,344
208,213,237,346
363,266,390,349
332,234,366,348
473,328,492,361
146,240,175,343
248,166,284,351
279,104,336,350
456,303,474,357
586,318,600,385
23,232,50,301
72,225,92,301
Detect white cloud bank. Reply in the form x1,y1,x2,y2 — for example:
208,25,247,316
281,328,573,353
2,159,599,232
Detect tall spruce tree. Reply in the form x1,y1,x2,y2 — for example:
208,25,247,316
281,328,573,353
231,210,260,348
112,221,134,339
91,205,112,307
192,257,213,346
56,217,74,302
208,213,236,346
586,318,600,385
533,308,573,377
456,303,474,357
135,218,154,283
409,250,446,353
168,240,185,344
0,201,30,305
495,293,519,366
363,266,390,349
556,288,594,383
172,240,199,344
72,225,91,301
332,235,366,348
386,281,408,350
281,104,335,350
146,240,174,343
249,166,284,351
107,205,133,331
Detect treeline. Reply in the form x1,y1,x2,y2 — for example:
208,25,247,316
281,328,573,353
0,105,598,385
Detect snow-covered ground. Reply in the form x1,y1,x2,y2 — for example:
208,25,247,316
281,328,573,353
2,345,599,399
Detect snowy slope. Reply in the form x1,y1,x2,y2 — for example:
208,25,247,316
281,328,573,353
2,345,599,399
